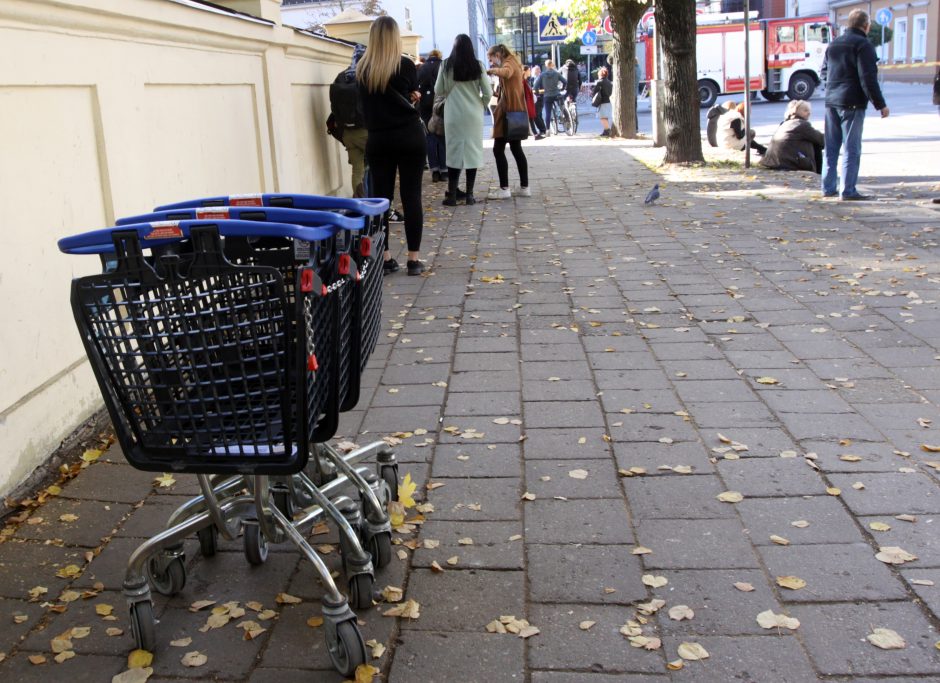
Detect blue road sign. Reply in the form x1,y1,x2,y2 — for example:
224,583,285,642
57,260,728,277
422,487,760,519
538,14,567,43
875,8,892,26
582,29,597,46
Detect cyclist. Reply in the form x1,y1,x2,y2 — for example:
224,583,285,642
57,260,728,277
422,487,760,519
533,60,565,136
563,59,581,134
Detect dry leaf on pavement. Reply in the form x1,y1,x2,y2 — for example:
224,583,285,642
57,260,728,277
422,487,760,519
867,628,906,650
776,576,806,590
668,605,695,621
641,574,668,588
568,469,589,479
756,610,800,630
876,546,918,565
717,491,744,503
181,651,208,668
127,650,154,669
111,668,153,683
383,599,420,619
677,642,709,661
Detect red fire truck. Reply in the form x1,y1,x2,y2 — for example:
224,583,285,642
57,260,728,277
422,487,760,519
641,12,833,107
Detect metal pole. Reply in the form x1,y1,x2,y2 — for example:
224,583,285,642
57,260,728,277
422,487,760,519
744,0,751,169
430,0,437,50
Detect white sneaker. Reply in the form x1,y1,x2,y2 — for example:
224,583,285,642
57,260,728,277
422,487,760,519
486,187,511,200
513,186,531,197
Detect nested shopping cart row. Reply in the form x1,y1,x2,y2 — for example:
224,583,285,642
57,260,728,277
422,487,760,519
59,193,396,676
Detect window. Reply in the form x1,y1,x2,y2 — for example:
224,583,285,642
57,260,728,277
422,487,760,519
912,14,928,61
893,17,908,62
806,24,829,44
776,26,796,43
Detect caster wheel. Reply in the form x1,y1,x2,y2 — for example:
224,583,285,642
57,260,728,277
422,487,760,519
369,531,392,569
243,522,268,566
379,464,398,505
147,555,186,596
348,572,375,610
197,525,218,558
327,620,366,677
129,601,157,651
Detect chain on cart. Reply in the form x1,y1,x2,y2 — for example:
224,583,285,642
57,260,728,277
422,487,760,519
58,193,393,677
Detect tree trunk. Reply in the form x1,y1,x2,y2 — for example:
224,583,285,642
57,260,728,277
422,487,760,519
606,0,650,139
657,0,704,163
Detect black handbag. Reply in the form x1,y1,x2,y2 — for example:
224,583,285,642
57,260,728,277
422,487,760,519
505,110,529,141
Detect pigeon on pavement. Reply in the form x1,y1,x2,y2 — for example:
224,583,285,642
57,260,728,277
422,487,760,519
644,184,660,205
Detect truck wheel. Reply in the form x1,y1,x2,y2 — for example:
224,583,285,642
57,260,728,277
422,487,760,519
787,74,815,101
698,80,719,108
761,90,785,102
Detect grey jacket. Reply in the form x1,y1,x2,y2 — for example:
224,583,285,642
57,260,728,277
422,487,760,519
534,68,566,97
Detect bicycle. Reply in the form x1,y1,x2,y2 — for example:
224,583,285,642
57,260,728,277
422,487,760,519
549,97,571,136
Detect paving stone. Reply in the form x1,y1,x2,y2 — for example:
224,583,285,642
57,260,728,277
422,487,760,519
522,360,594,381
600,389,685,414
613,441,714,476
371,383,448,407
827,472,940,515
716,457,827,497
608,414,700,443
359,406,442,435
388,632,524,683
402,568,524,631
758,542,907,602
0,597,46,651
444,391,520,418
0,540,88,599
526,545,647,605
249,668,337,683
525,460,623,499
595,369,674,391
660,634,818,682
683,401,778,429
424,477,520,521
623,476,737,520
800,440,912,473
431,443,521,478
532,674,665,683
412,520,524,570
858,514,940,567
525,401,606,429
523,379,598,402
19,589,131,656
900,568,940,618
527,604,664,673
635,519,759,569
59,462,153,503
447,369,520,393
736,495,866,545
0,652,125,682
791,602,940,676
455,335,518,353
674,380,759,404
380,363,450,385
14,497,133,548
524,499,634,545
659,359,741,381
776,412,885,442
523,428,613,460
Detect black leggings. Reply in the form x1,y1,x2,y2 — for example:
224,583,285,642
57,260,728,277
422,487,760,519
493,137,528,189
368,151,424,252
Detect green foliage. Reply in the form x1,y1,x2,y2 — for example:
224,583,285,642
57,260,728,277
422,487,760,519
868,24,893,49
524,0,640,43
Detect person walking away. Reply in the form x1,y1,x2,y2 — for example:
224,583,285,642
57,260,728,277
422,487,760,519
522,66,544,139
760,100,824,173
533,59,565,135
529,65,547,138
486,44,529,199
418,49,446,183
820,8,889,201
563,59,581,106
717,101,767,155
592,67,613,137
434,34,492,206
357,16,427,276
327,44,368,196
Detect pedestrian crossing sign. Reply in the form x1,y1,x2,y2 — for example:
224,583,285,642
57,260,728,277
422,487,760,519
538,14,568,43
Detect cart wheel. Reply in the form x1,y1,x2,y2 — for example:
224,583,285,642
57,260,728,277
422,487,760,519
348,572,375,610
369,531,392,569
197,525,218,558
129,600,157,652
327,620,366,677
147,555,186,596
243,522,268,566
380,464,399,505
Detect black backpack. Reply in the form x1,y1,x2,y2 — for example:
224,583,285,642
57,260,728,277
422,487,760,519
329,67,364,128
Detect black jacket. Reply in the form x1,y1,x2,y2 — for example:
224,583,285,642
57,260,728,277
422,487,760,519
417,56,443,122
591,79,611,106
706,104,724,147
821,27,886,110
760,117,825,172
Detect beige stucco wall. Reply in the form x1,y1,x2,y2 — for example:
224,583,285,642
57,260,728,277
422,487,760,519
0,0,353,497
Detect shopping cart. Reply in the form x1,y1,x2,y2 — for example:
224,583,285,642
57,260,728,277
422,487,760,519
59,213,392,676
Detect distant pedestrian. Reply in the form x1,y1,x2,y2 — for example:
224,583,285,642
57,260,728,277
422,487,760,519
760,100,824,174
530,65,546,137
486,44,529,199
563,59,581,103
434,34,492,205
820,8,889,201
327,44,368,196
933,66,940,114
418,49,446,183
533,59,566,136
592,67,613,137
357,16,427,276
717,101,767,155
523,66,544,139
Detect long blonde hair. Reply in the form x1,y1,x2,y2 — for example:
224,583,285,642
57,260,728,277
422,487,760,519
356,16,402,94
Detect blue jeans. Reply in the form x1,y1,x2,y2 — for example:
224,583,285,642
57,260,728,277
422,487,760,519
822,106,866,197
543,95,559,131
426,132,446,172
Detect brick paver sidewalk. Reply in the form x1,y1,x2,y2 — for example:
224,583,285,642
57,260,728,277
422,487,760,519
1,137,938,682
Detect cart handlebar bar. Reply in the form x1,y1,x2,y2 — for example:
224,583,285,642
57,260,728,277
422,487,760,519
116,206,366,231
154,193,390,217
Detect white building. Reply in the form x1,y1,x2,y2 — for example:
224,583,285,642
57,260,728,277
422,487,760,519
281,0,490,57
788,0,829,15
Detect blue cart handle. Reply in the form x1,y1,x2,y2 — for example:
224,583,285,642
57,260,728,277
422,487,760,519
116,206,365,231
58,219,337,255
155,193,390,217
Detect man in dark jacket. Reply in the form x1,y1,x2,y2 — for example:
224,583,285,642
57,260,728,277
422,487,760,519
820,9,889,200
417,50,445,181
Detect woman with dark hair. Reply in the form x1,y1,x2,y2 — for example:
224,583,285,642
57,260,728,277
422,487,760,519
486,44,529,199
356,16,426,276
433,34,492,205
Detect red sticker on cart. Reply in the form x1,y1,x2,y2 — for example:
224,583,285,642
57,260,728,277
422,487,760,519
228,193,263,207
195,207,230,220
144,221,184,240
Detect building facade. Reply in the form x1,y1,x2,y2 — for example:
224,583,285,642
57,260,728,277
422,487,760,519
281,0,490,57
829,0,938,82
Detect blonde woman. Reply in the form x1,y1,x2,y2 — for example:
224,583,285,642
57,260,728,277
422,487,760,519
485,44,529,199
356,16,426,276
760,100,825,173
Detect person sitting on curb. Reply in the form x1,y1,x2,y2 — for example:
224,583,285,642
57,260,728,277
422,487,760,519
760,100,825,174
717,101,767,156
